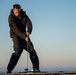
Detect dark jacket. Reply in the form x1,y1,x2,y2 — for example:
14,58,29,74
8,9,32,39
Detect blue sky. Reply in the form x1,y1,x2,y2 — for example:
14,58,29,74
0,0,76,73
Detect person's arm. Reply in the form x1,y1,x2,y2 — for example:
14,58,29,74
26,17,33,34
8,16,26,39
21,9,33,34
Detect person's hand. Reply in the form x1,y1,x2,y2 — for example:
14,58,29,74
25,32,29,42
26,32,29,36
25,37,29,42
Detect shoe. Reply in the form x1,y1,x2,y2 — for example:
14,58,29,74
33,69,40,72
7,70,11,73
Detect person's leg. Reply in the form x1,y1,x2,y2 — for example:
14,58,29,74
7,37,23,73
24,39,39,71
29,48,39,71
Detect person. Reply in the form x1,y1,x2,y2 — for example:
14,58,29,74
7,4,40,73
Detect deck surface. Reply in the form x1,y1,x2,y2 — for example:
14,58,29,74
1,72,76,75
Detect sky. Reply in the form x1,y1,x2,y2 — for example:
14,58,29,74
0,0,76,73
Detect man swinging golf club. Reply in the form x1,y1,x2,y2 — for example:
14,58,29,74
7,4,40,73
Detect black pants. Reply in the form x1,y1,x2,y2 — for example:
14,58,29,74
7,37,39,71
